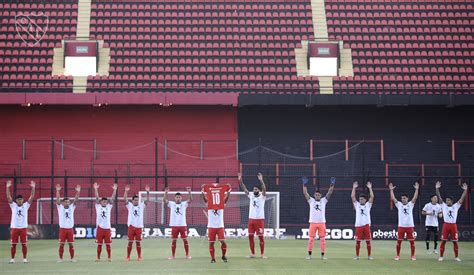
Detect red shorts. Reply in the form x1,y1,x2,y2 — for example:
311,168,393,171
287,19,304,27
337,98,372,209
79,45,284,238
397,227,415,241
10,228,27,244
171,226,187,239
59,228,75,244
441,223,458,241
96,227,112,244
208,228,225,242
248,219,265,236
127,225,143,241
355,224,372,241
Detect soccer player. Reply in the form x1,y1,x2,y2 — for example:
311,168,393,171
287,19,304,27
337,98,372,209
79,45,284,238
55,183,81,263
238,172,267,259
93,182,117,262
6,180,35,264
123,184,149,261
164,186,193,260
302,176,335,260
201,183,231,263
422,193,442,255
389,181,419,261
351,180,374,260
436,181,468,262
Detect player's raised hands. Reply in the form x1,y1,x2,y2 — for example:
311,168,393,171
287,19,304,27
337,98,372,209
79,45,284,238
124,185,130,192
352,181,358,189
366,181,372,189
414,182,420,189
30,181,36,188
237,173,242,181
6,180,12,188
93,182,99,189
112,183,118,190
55,184,62,191
388,182,396,190
257,173,264,182
302,176,309,186
435,181,442,189
145,185,151,192
186,187,192,192
164,187,169,192
75,185,81,192
461,182,468,190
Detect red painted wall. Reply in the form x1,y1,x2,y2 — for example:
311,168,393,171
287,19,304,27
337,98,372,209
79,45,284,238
0,105,238,224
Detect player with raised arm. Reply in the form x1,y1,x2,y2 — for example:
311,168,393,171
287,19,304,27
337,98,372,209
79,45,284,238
239,172,267,259
302,176,335,260
6,180,35,264
55,184,81,263
436,181,468,262
124,184,149,262
389,181,419,261
351,181,375,260
201,183,231,263
422,193,442,255
164,186,193,260
93,182,117,262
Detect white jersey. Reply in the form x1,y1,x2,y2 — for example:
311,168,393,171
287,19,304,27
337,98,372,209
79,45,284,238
248,194,266,219
9,202,30,229
57,203,76,229
422,203,442,227
207,209,224,228
308,197,328,223
441,202,461,224
168,201,188,227
126,202,146,228
354,201,372,227
396,201,415,227
95,203,113,229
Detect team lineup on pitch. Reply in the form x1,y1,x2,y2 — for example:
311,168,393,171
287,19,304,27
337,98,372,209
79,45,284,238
5,174,469,264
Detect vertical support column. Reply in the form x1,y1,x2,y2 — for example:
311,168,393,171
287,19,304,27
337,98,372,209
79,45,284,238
275,163,280,185
200,140,204,160
50,139,55,233
164,140,168,160
451,139,456,161
458,163,462,186
312,163,317,186
310,139,314,161
380,139,385,161
93,139,97,160
61,139,65,160
22,139,26,160
345,139,349,161
421,163,425,186
235,139,239,160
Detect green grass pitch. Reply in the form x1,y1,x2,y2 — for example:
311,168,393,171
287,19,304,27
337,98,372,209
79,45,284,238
1,239,473,274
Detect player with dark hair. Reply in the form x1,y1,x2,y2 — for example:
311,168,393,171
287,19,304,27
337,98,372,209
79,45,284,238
239,172,267,259
124,184,149,261
436,181,468,262
93,182,117,262
164,187,193,260
6,180,35,264
422,193,442,255
389,181,419,261
201,183,231,263
351,181,375,260
303,176,335,260
55,184,81,262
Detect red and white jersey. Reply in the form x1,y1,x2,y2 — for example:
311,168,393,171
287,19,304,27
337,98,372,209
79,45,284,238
441,202,461,224
9,202,30,229
168,201,188,227
202,183,230,210
308,197,328,223
354,201,372,227
207,209,224,228
423,202,442,227
248,194,266,219
395,201,415,227
95,203,113,229
57,204,76,229
126,202,146,228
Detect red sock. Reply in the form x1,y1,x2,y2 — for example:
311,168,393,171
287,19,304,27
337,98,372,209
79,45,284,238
258,236,265,255
97,245,102,259
11,244,16,259
106,244,111,258
355,241,361,257
221,242,227,257
440,241,446,257
249,234,255,254
127,241,133,258
209,243,215,260
21,244,27,258
396,240,402,256
59,244,65,259
409,240,415,257
171,240,177,257
183,239,189,256
136,241,142,258
366,241,371,257
453,241,459,257
69,244,75,259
